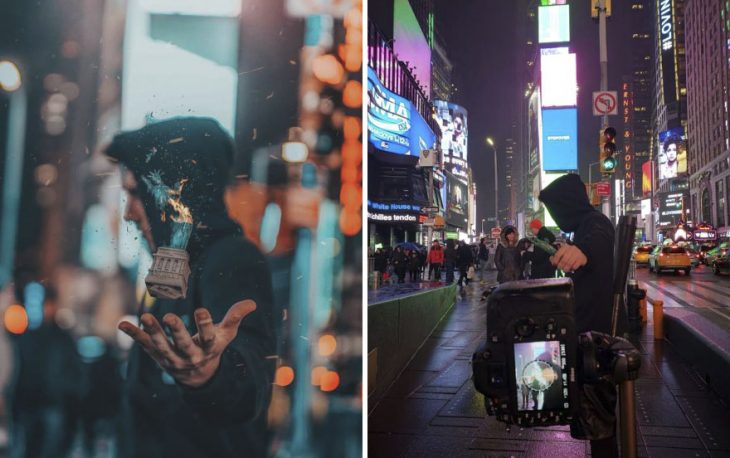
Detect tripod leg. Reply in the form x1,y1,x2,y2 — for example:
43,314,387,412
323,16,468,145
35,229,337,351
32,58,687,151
619,380,638,458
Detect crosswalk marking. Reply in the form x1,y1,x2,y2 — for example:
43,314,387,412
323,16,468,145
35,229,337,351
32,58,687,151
641,280,730,323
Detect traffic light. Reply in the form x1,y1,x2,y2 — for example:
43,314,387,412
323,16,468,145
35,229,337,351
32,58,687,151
600,127,617,175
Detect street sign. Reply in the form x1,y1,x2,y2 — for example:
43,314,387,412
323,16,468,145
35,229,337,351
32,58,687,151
592,91,618,116
422,218,435,227
596,182,611,197
422,206,439,214
490,227,502,238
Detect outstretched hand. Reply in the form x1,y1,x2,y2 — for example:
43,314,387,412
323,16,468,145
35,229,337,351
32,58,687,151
119,300,257,388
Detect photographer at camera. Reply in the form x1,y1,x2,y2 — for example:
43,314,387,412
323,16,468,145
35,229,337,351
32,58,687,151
538,173,625,458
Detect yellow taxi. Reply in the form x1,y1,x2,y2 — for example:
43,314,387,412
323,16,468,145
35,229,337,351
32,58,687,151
648,245,691,275
632,245,653,265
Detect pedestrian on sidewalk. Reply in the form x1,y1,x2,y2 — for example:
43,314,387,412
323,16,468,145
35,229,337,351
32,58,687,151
427,240,444,281
409,251,421,282
393,246,407,283
374,248,387,283
488,242,497,270
478,238,490,281
494,226,523,284
444,239,457,283
522,219,557,279
539,173,624,458
456,240,474,287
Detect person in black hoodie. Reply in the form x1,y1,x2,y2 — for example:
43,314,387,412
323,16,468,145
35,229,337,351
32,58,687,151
456,240,473,287
538,173,622,458
106,117,275,458
523,219,557,279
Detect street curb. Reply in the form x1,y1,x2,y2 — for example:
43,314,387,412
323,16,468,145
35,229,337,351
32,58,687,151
663,307,730,402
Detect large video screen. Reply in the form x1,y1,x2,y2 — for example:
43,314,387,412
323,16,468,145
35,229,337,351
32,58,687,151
642,161,653,197
657,127,687,180
367,68,436,156
514,341,568,411
541,108,577,171
394,0,431,97
445,172,468,228
541,172,567,228
540,49,577,107
434,100,468,163
538,5,570,44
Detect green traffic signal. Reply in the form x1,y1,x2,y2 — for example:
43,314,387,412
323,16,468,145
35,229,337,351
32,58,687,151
602,156,617,171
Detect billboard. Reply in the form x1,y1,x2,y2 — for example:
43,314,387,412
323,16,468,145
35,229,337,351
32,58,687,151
367,68,436,156
658,191,688,226
538,5,570,44
658,0,677,104
541,108,577,171
541,0,567,4
540,49,577,107
434,100,468,178
642,160,653,197
394,0,431,97
445,171,468,228
657,127,687,180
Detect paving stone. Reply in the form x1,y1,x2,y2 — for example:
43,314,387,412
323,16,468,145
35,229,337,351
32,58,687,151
383,369,440,399
635,383,692,427
425,359,473,389
438,379,487,418
675,396,730,451
369,397,447,434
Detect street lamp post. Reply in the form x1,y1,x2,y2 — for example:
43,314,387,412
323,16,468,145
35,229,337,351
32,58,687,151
0,60,26,289
487,137,498,228
481,218,485,236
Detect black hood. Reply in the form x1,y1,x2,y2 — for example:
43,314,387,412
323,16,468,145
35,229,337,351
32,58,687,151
538,174,593,233
537,226,556,244
106,117,241,260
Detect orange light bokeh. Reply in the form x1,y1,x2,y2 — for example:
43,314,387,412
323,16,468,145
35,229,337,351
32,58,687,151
318,334,337,356
4,305,29,335
274,366,295,387
343,80,362,108
320,371,340,392
312,55,345,86
311,366,327,386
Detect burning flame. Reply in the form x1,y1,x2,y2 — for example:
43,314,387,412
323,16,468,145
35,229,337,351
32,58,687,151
167,178,192,224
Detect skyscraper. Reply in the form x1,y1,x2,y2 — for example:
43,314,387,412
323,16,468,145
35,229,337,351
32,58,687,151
685,0,730,230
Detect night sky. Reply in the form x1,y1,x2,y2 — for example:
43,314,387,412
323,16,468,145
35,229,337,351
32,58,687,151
438,0,635,226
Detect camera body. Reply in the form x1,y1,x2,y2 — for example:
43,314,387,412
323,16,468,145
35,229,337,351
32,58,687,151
473,278,580,427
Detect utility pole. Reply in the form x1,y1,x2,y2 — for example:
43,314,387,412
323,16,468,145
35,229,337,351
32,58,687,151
598,0,611,219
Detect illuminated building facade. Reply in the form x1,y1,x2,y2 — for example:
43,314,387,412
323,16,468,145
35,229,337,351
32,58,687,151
685,0,730,236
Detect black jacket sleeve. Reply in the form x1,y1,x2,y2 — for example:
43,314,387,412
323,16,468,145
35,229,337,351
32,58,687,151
178,238,276,425
494,245,504,271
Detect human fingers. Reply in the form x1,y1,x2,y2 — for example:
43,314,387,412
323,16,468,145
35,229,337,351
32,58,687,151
141,313,182,365
220,300,257,337
119,321,156,354
163,313,199,358
194,308,216,348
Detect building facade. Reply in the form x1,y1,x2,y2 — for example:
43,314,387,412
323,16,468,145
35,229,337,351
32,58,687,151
685,0,730,238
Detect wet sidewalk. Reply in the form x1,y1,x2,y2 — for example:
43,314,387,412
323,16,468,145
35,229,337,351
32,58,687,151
368,274,730,458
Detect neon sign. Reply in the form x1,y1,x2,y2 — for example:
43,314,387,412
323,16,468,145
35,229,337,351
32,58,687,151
659,0,673,51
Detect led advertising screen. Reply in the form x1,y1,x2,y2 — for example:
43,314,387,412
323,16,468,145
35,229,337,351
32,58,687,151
541,172,567,228
367,68,436,156
514,341,568,411
445,171,468,228
434,101,468,178
658,0,677,104
541,108,577,172
659,191,688,225
538,5,570,44
394,0,431,97
540,0,567,4
657,127,687,180
642,161,653,197
540,49,577,107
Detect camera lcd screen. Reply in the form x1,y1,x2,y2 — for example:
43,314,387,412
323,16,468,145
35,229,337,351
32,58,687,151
514,340,569,411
